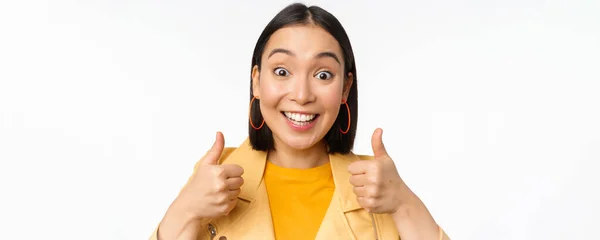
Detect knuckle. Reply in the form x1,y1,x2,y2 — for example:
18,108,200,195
209,196,220,205
213,181,227,192
365,198,377,208
211,167,226,177
218,204,230,214
216,193,228,204
360,198,372,208
367,186,378,197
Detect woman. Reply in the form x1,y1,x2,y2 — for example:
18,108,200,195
150,3,450,240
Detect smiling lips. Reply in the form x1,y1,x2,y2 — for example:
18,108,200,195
282,111,319,129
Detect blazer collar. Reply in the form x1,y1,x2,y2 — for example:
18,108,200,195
221,138,365,212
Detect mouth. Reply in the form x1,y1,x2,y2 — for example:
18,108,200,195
281,111,320,126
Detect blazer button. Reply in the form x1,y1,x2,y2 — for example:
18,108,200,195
218,236,227,240
207,223,217,237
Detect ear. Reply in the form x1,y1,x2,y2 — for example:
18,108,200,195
342,72,353,102
251,65,260,98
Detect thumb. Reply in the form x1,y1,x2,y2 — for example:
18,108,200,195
200,131,225,165
371,128,389,159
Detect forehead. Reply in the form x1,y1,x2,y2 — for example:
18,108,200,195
263,24,343,60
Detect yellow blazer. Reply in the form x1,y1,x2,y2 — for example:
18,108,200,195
150,138,404,239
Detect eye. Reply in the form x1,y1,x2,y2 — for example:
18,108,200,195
315,71,333,80
274,67,290,77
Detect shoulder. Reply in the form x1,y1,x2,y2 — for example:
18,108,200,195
192,146,238,170
218,147,237,164
347,150,374,161
355,153,374,160
329,151,374,168
203,138,267,167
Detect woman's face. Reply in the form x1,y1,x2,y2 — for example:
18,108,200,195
252,24,353,151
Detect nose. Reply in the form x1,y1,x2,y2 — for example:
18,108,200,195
288,75,316,105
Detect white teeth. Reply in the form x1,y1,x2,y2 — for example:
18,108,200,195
284,112,316,122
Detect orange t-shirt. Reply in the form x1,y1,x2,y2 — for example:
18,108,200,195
264,160,335,240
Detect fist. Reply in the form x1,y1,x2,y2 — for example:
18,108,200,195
176,132,244,219
348,128,408,214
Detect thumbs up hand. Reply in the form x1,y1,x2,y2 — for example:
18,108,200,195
175,132,244,219
348,128,411,214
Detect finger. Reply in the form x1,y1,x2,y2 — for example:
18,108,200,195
200,132,225,165
349,174,368,187
357,196,377,212
222,164,244,178
226,177,244,190
356,196,370,212
353,186,367,197
348,161,369,175
371,128,389,159
355,185,381,198
227,189,241,200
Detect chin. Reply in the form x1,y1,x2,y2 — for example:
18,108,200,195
277,133,323,151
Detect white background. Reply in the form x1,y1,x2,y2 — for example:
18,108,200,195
1,0,598,239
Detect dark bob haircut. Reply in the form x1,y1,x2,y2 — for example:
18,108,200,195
249,3,358,154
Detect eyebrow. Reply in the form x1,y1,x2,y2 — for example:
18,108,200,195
268,48,295,58
315,51,341,64
267,48,341,64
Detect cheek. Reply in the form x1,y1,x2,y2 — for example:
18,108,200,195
319,86,344,111
258,79,285,108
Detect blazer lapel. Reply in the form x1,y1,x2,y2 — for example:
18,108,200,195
314,190,356,240
314,153,365,239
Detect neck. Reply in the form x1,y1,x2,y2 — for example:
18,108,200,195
267,138,329,169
